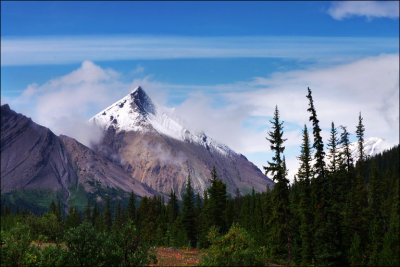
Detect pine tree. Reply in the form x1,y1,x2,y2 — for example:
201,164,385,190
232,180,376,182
85,199,91,222
127,192,136,222
264,105,290,262
104,196,112,231
65,207,81,229
56,200,62,222
297,125,313,181
339,126,353,172
208,167,227,233
297,125,313,265
182,176,197,247
327,122,339,173
166,190,179,223
264,105,287,182
378,177,399,266
92,201,99,227
49,201,56,214
306,87,325,178
198,190,210,248
367,163,384,265
114,201,122,228
356,112,365,162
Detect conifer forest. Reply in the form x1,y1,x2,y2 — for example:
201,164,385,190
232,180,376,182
1,87,399,266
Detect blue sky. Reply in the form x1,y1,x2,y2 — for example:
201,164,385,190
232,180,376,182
1,1,399,180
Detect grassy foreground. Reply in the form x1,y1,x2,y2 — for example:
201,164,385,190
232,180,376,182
150,247,202,266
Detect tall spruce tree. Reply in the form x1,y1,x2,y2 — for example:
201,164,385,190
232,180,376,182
182,176,197,247
85,199,91,222
92,201,99,227
264,105,290,262
356,112,365,162
297,125,314,265
127,192,136,222
339,126,353,172
306,87,325,178
207,167,227,233
49,201,56,214
56,200,62,222
104,196,112,231
367,163,384,265
297,125,313,181
327,122,339,173
166,190,179,223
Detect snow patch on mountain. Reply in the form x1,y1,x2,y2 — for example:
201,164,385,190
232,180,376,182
89,86,234,156
348,137,392,161
326,137,392,164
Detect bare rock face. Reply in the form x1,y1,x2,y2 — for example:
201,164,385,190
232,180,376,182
59,134,160,198
91,87,274,199
96,129,272,199
1,104,77,199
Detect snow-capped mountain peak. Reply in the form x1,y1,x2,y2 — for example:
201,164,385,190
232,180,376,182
89,86,234,156
325,137,392,164
348,137,391,161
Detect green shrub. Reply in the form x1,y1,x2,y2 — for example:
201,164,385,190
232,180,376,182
63,222,104,266
62,221,157,266
107,220,158,266
36,244,66,267
0,223,39,267
199,223,265,266
26,213,64,242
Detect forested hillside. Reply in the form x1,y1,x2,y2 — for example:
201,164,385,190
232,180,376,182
1,88,398,266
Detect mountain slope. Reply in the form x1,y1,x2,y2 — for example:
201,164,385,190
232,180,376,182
90,87,273,199
59,134,160,199
1,104,162,213
348,137,392,161
1,104,78,208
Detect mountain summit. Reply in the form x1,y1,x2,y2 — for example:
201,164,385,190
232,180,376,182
90,86,234,156
90,87,273,199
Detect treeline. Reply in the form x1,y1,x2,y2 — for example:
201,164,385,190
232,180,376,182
1,87,399,266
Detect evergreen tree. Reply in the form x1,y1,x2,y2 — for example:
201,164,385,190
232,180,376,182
104,196,112,231
85,199,91,222
367,163,384,265
356,112,365,162
49,201,56,214
114,201,122,228
264,105,287,181
378,177,399,266
297,125,313,181
327,122,339,173
166,190,179,223
65,207,81,229
264,105,290,262
198,190,211,248
339,126,353,172
92,201,99,227
208,167,227,233
56,200,62,222
297,125,313,265
306,87,325,178
127,192,136,222
182,176,197,247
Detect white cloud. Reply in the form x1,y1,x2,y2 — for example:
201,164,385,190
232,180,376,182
1,35,397,66
9,61,130,147
225,54,399,146
328,1,399,20
131,65,145,75
6,54,398,183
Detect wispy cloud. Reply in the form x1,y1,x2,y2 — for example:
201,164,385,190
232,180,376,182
328,1,399,20
5,54,399,181
1,35,398,66
8,61,130,146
